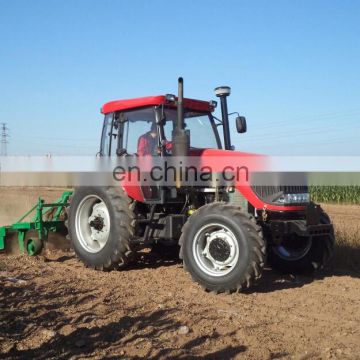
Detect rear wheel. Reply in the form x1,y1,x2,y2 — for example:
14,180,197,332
268,212,335,274
179,203,266,293
66,187,135,270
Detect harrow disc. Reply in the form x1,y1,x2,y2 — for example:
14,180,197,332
25,231,43,256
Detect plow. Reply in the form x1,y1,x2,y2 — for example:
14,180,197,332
0,191,72,256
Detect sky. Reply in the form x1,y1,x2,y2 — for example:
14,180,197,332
0,0,359,156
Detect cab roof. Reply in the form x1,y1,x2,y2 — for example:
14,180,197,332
101,95,215,114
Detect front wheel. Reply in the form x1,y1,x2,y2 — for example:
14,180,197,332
179,203,266,293
268,212,335,274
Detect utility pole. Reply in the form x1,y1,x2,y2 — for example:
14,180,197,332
1,123,9,156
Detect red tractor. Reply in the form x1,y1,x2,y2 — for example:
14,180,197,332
66,78,334,293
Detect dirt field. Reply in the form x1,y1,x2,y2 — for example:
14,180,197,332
0,188,359,359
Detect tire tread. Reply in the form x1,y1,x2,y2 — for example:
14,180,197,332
179,202,266,293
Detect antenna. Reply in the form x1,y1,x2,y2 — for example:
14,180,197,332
1,123,9,156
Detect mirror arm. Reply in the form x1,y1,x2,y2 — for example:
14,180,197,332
212,115,223,125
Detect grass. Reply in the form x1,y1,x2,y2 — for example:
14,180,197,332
310,186,360,204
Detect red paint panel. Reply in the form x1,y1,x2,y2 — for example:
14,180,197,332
102,96,214,114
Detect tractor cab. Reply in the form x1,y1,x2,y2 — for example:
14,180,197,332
100,83,247,158
100,95,223,157
100,103,221,157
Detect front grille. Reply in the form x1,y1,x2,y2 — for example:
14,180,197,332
251,185,308,204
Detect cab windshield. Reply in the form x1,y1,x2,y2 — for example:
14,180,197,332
164,109,221,150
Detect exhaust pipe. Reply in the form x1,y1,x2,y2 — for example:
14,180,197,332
177,77,184,133
172,77,189,157
214,86,232,150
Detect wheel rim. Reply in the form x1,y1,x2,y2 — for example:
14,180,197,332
75,195,111,253
192,223,239,277
273,235,312,261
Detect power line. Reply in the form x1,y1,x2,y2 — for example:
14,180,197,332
1,123,9,156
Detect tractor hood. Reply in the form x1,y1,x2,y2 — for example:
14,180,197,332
187,147,268,186
188,147,262,158
188,148,266,172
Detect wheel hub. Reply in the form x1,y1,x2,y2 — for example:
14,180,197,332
75,195,111,253
208,237,231,262
89,216,104,231
88,203,109,245
193,225,239,277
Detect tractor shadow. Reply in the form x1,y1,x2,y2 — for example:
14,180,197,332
127,245,182,270
0,281,247,359
44,242,360,293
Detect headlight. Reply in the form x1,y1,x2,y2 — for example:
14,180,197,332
274,193,310,205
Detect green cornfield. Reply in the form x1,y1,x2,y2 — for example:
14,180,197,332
310,186,360,204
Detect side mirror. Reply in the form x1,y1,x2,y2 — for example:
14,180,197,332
236,116,247,133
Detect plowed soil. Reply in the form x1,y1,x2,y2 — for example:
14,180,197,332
0,188,359,359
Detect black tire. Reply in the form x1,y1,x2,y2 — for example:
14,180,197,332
179,203,266,293
66,187,135,270
268,212,335,274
